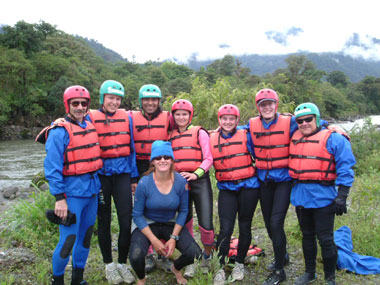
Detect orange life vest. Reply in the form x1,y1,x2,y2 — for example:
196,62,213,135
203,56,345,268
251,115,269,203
131,111,170,160
47,120,103,176
249,114,291,169
168,126,204,172
210,130,255,181
89,109,131,158
289,129,337,184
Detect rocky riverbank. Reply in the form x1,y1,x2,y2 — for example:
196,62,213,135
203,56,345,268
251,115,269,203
0,125,43,141
0,183,49,214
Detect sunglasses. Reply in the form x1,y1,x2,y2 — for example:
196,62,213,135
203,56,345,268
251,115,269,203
296,116,314,124
71,101,88,107
153,155,172,161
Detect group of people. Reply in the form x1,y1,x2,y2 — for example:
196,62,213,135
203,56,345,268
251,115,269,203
40,81,355,285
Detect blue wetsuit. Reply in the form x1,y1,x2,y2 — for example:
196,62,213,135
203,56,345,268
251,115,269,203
45,119,101,277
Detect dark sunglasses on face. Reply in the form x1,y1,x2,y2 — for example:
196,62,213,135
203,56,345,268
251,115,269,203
296,116,314,124
153,155,172,161
71,101,88,107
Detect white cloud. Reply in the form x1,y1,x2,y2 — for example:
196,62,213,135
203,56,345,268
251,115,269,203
1,0,380,63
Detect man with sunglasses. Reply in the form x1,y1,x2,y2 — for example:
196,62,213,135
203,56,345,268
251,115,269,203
43,85,103,285
289,102,355,285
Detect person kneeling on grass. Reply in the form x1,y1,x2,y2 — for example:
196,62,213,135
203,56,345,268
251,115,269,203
129,141,202,285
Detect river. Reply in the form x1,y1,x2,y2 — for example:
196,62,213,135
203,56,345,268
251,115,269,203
1,115,379,189
0,139,45,189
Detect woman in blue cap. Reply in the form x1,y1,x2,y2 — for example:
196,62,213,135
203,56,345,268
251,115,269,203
129,141,201,285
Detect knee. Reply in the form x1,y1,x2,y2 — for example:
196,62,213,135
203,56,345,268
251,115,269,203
83,226,94,249
129,246,144,265
60,234,76,258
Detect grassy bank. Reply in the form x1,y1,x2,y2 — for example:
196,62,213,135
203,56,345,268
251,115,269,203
1,122,380,284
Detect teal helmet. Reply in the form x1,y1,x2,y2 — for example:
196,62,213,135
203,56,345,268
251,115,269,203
138,84,161,108
294,102,320,127
99,80,125,104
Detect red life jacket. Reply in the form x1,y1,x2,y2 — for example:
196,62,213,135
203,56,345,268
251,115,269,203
249,114,291,169
168,126,204,172
228,237,263,257
210,130,255,182
131,111,170,160
89,109,131,158
47,120,103,176
289,129,337,184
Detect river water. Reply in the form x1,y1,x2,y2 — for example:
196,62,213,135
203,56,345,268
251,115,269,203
1,115,379,189
0,139,45,189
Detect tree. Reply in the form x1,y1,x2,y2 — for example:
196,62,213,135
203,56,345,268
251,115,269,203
0,21,53,57
327,71,349,88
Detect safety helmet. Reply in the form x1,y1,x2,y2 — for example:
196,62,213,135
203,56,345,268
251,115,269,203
255,88,279,113
217,104,240,127
294,102,320,127
99,80,124,104
171,99,194,123
138,84,162,108
63,85,90,113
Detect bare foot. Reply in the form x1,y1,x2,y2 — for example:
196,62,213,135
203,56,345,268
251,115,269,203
171,264,187,284
137,277,146,285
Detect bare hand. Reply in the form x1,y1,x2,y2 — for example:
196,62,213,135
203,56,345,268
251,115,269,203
180,172,197,181
131,183,137,195
165,239,176,258
55,199,68,220
54,118,65,126
151,238,167,256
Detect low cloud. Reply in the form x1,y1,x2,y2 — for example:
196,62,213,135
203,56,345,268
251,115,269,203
219,43,230,49
265,27,303,46
343,33,380,60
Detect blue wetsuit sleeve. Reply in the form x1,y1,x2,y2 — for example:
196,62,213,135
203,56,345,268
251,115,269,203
132,181,149,230
175,180,189,226
326,133,356,187
44,127,69,196
128,114,139,178
290,116,299,137
240,121,256,157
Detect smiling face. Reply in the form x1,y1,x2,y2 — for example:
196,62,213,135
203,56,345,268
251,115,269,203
220,114,238,134
141,98,160,115
296,115,317,136
152,155,173,173
68,98,88,123
258,100,276,121
103,94,122,113
174,110,190,129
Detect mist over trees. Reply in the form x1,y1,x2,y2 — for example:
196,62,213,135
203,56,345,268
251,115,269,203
1,21,380,131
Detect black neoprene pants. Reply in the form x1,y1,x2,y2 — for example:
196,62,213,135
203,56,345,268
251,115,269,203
186,173,214,231
296,204,337,279
129,223,202,280
216,187,259,264
97,173,133,264
259,180,292,270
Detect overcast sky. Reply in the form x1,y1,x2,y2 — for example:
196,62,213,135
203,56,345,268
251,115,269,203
2,0,380,63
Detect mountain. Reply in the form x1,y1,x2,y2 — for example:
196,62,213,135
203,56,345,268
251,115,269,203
187,52,380,83
75,35,380,83
76,36,127,63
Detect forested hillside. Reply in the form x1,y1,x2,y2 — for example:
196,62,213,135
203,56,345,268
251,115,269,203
1,21,380,133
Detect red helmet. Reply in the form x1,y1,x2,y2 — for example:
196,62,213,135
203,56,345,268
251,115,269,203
63,85,91,113
255,88,279,113
171,99,194,123
218,104,240,126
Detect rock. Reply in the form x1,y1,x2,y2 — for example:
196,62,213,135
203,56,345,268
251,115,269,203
3,187,19,199
8,194,16,200
40,183,49,191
